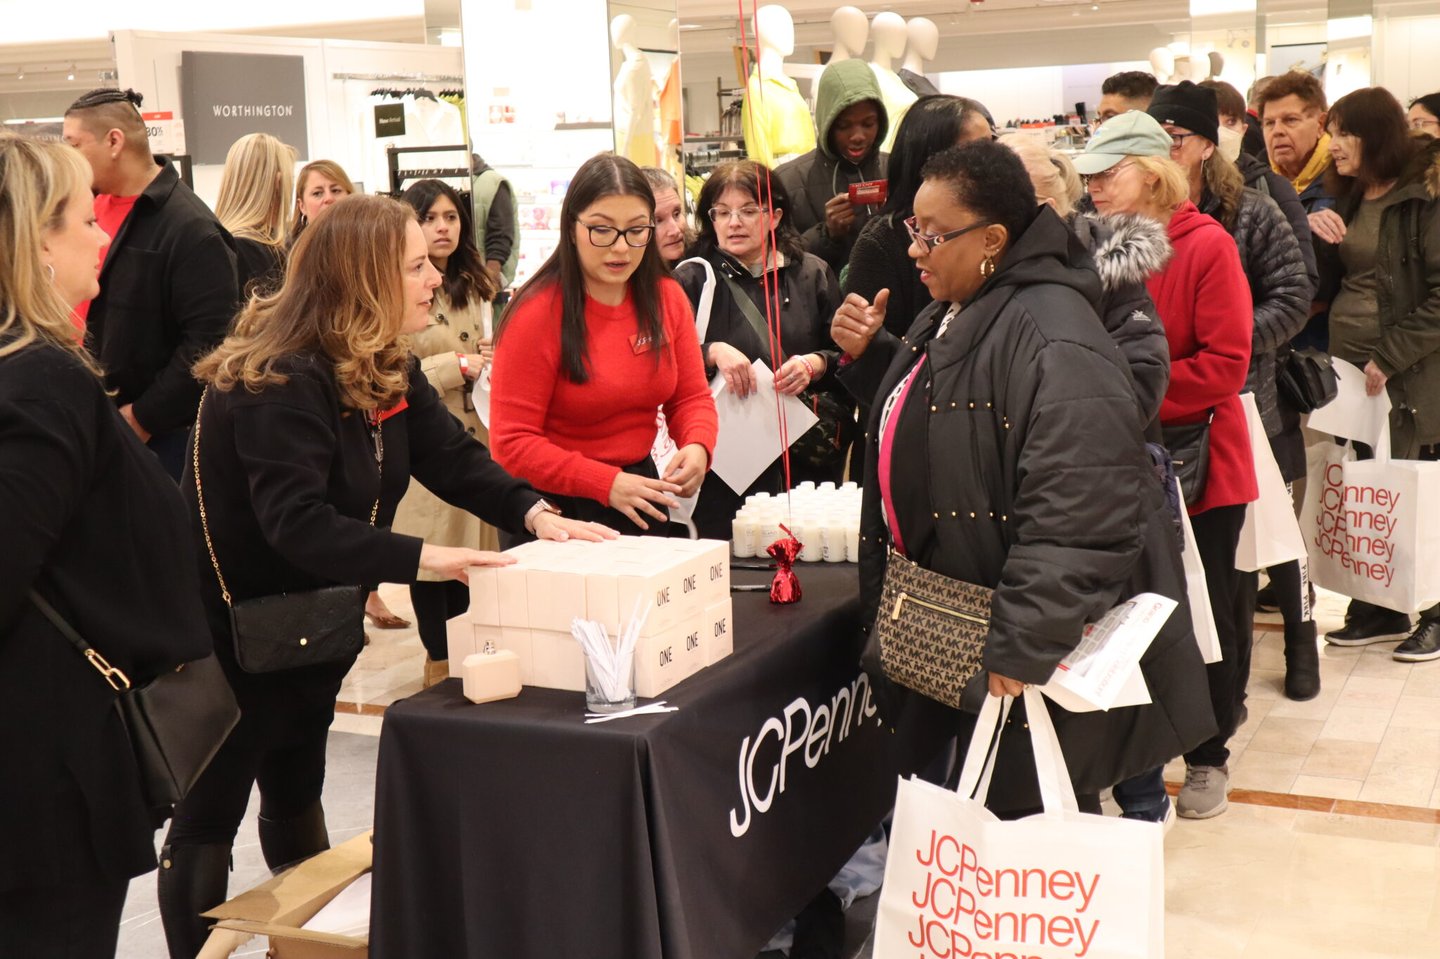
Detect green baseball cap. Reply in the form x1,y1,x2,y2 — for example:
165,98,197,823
1073,110,1173,175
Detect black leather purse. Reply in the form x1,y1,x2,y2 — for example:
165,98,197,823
193,390,372,674
29,590,239,809
1161,410,1214,506
1277,348,1340,413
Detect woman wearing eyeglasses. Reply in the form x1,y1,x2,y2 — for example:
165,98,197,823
1409,94,1440,137
1078,110,1256,821
490,154,717,537
673,160,844,539
832,140,1214,819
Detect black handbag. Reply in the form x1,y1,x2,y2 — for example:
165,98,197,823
193,389,372,674
1161,410,1214,505
1277,348,1340,413
28,590,239,809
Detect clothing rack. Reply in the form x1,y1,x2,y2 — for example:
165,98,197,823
386,143,472,196
372,87,437,100
333,71,464,83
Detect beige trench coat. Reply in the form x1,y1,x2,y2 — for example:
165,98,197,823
393,289,500,579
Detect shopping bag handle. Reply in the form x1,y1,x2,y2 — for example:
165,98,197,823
954,689,1080,815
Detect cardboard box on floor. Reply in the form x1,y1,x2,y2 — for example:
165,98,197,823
196,830,372,959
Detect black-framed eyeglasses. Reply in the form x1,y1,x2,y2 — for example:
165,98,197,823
581,223,655,248
1168,132,1201,149
903,215,990,254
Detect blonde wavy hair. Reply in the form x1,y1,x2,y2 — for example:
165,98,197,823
194,194,413,411
1129,154,1191,217
999,134,1083,218
0,133,99,370
215,133,296,248
288,159,356,244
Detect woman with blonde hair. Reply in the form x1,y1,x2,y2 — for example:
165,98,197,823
156,194,613,958
1078,110,1257,821
0,133,216,957
1001,132,1171,427
214,132,296,299
287,158,355,245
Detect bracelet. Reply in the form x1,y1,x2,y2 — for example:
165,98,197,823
457,353,470,377
800,355,818,381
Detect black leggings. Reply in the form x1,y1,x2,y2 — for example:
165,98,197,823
164,653,350,847
411,580,470,660
1185,504,1254,768
0,876,128,959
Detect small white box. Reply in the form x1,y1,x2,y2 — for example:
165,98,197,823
446,615,479,664
700,598,734,667
469,567,501,626
461,650,522,704
490,626,533,685
496,563,530,627
525,560,588,634
529,629,586,692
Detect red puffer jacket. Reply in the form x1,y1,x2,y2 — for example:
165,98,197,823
1147,202,1259,515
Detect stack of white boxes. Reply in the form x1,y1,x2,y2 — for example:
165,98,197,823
446,536,733,698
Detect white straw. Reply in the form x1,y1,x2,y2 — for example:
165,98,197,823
572,597,652,704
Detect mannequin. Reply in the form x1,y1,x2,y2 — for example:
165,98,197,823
868,12,917,151
741,5,816,167
611,14,658,165
899,17,940,97
1149,47,1176,84
829,6,868,62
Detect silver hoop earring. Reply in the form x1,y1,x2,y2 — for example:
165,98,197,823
45,263,55,284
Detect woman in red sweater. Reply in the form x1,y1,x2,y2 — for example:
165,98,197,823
1079,111,1257,821
491,155,718,537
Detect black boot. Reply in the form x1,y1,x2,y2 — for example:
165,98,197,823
1283,621,1321,701
789,888,844,959
1394,617,1440,663
157,842,232,959
1325,600,1412,647
258,800,329,873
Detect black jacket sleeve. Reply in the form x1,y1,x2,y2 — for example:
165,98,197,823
229,377,424,588
1098,280,1170,428
836,330,902,409
1247,193,1313,355
1264,169,1317,289
484,181,517,265
131,228,239,433
403,361,540,533
984,336,1149,684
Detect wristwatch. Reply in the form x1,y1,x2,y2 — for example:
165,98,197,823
524,498,562,533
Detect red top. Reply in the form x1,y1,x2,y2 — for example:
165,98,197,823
489,278,719,504
1147,202,1259,515
73,193,140,328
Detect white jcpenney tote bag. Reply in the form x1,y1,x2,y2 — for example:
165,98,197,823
874,688,1165,959
1235,393,1306,572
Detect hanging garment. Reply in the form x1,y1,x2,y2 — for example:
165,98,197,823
741,69,815,168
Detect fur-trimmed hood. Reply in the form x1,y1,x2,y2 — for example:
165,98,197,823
1407,134,1440,201
1071,211,1174,291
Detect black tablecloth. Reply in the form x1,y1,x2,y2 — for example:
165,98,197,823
369,564,948,959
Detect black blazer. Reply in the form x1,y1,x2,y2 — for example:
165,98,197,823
0,340,213,891
84,157,239,434
185,352,541,640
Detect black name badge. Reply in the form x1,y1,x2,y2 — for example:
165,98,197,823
375,103,406,138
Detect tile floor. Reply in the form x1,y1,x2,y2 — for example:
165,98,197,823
117,583,1440,958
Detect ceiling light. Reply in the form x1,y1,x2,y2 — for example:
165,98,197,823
1092,3,1100,8
67,64,75,81
16,66,23,80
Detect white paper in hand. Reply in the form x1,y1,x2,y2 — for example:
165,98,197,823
709,360,819,495
1038,593,1176,712
1306,357,1391,449
472,365,493,429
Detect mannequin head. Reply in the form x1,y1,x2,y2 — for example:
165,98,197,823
830,6,868,61
610,14,636,50
906,17,940,63
1148,47,1175,83
755,5,795,58
871,12,907,65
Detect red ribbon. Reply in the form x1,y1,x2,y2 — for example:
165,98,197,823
767,524,803,604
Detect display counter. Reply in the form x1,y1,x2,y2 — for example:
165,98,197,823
369,563,949,959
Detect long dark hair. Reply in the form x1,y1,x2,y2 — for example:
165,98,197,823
1325,87,1416,196
688,160,805,264
401,178,496,309
498,154,665,384
883,95,992,217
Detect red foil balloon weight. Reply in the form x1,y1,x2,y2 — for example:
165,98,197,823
767,525,803,604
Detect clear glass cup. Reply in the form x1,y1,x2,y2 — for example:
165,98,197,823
585,653,636,714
